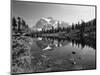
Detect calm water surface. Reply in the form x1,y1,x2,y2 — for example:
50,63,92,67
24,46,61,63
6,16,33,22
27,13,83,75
30,37,96,72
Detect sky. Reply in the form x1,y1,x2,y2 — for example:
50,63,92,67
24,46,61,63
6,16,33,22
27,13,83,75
12,0,95,27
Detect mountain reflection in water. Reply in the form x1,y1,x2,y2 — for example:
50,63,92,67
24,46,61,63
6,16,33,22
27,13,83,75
30,37,96,72
36,37,70,51
36,36,96,50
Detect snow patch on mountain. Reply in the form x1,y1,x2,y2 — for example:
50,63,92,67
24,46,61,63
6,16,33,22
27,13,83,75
33,17,69,31
42,17,51,24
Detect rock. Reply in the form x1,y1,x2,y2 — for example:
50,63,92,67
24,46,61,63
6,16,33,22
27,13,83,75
72,51,76,54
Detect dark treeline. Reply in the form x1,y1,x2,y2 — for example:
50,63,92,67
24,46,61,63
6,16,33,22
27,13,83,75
12,16,29,34
32,18,96,37
69,19,96,37
70,19,96,31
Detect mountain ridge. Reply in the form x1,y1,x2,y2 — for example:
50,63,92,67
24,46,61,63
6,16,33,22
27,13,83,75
32,17,69,31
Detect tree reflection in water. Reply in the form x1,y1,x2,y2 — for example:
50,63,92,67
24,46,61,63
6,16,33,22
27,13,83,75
30,36,96,72
35,36,96,50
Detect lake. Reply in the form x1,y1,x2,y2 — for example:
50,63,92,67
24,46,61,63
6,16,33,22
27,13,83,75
30,37,96,72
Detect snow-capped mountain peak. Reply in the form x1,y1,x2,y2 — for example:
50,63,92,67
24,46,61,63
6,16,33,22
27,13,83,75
34,17,69,31
42,17,51,24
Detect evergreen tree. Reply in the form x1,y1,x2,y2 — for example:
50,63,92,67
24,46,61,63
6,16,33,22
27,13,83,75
80,20,85,37
57,21,60,32
12,17,17,30
22,19,26,30
72,23,74,30
17,17,21,32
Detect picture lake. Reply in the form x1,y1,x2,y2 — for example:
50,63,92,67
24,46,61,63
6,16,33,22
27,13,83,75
30,36,96,72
